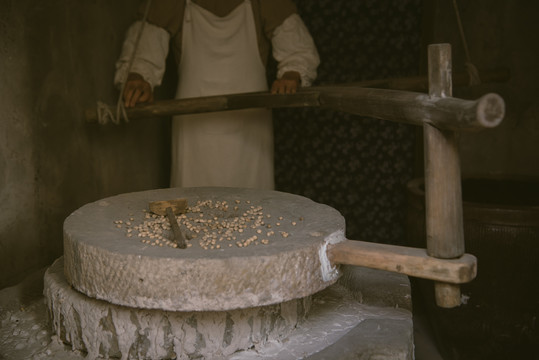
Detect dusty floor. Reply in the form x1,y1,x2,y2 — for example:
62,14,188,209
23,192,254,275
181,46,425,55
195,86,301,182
0,267,84,360
0,266,442,360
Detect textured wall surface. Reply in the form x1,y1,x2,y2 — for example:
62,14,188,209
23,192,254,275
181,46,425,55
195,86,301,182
0,0,172,289
0,1,40,290
273,0,423,244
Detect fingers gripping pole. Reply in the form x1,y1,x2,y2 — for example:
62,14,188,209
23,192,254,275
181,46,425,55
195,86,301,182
424,44,465,308
96,0,153,125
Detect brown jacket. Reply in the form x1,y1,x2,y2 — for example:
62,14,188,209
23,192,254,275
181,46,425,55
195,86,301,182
138,0,297,67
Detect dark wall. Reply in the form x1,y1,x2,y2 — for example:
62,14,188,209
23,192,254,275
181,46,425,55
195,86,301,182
274,0,423,244
426,0,539,178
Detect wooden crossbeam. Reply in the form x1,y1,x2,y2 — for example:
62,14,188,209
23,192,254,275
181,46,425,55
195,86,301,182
86,68,507,132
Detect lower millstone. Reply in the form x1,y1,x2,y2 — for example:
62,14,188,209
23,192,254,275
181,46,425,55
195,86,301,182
44,257,311,360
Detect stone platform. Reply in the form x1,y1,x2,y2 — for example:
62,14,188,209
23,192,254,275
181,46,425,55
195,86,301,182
43,259,414,360
63,187,346,312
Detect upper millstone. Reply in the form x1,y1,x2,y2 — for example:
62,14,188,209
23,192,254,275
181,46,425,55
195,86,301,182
63,187,346,311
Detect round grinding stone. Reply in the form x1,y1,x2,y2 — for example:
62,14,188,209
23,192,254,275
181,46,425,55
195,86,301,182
64,187,346,311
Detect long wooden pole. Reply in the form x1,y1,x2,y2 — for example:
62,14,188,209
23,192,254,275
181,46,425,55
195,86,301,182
86,71,506,132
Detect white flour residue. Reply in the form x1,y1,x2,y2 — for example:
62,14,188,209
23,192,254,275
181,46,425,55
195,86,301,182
318,229,345,282
230,284,367,360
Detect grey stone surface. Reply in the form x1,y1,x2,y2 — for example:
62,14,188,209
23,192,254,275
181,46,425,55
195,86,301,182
338,265,413,311
301,266,414,360
306,318,414,360
64,187,346,311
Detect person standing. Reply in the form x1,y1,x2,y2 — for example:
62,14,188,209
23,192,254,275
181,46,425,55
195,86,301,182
115,0,319,189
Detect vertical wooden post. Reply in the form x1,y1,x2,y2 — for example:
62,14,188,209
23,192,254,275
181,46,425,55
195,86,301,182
424,44,465,308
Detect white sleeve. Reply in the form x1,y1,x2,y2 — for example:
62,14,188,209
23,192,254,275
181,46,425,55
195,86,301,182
271,14,320,87
114,21,170,89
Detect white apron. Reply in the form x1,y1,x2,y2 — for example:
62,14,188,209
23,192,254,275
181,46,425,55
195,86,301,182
170,0,274,189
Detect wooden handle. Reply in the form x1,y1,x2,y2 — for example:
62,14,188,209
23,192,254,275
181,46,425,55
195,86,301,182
149,198,188,216
327,240,477,285
317,87,504,131
166,207,186,249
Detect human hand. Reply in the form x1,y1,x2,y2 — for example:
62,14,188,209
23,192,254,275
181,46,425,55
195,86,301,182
271,71,301,94
122,72,154,108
